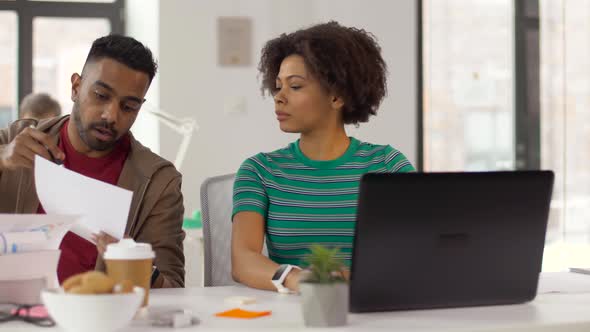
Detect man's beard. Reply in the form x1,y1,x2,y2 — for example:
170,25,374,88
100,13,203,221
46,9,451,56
71,101,119,152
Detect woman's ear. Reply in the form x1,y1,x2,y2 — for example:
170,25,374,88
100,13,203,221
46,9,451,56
331,95,345,111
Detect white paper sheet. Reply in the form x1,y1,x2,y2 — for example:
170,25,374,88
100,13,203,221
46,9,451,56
34,155,133,242
0,214,79,250
537,272,590,294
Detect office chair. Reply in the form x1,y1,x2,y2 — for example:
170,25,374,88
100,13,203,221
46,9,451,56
201,173,238,287
200,173,269,287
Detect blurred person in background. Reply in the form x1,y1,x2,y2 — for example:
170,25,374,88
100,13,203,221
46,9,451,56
19,93,62,121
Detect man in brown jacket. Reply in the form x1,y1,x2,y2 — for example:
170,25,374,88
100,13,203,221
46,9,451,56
0,35,184,288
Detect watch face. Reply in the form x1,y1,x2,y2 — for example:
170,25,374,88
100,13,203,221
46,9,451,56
272,265,289,281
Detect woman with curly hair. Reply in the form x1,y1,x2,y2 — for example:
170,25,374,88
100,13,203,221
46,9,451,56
231,21,415,293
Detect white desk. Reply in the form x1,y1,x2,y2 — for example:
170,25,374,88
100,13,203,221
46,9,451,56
2,272,590,331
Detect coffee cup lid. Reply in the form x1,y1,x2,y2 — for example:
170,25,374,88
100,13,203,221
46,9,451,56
103,238,155,260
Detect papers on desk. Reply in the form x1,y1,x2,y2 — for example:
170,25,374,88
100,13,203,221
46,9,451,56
0,251,61,304
0,214,78,304
537,272,590,294
34,155,133,243
569,267,590,275
0,214,78,253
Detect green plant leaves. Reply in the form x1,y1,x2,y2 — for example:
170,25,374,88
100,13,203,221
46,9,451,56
302,244,346,284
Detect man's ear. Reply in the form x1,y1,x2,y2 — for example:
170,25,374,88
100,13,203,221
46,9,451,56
71,73,82,102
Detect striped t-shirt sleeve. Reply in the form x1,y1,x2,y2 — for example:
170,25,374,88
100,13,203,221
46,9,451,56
383,146,416,173
232,157,269,220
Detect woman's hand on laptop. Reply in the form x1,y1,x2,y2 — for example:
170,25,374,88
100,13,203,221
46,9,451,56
342,269,350,280
332,269,350,280
286,268,350,293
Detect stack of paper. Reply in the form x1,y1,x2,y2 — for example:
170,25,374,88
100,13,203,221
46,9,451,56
0,214,78,303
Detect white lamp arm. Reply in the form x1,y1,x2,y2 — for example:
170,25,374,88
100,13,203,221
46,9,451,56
145,108,198,170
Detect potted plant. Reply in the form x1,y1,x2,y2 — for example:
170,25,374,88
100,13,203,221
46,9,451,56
299,244,348,327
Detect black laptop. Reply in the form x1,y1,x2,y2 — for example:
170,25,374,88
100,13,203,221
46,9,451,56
349,171,554,312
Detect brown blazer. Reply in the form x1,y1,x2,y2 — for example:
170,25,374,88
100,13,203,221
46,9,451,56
0,116,185,287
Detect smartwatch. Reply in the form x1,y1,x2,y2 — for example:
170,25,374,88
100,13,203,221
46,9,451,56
151,266,160,287
271,264,301,294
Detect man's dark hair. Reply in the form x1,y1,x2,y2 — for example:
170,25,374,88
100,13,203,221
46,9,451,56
84,34,158,82
259,21,387,125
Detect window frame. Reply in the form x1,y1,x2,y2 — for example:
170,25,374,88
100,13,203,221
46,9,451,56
0,0,124,121
418,0,541,171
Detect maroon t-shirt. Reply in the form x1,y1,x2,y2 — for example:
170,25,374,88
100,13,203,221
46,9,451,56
37,120,130,283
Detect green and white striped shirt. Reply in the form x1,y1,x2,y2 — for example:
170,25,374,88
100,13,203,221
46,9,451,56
232,137,415,267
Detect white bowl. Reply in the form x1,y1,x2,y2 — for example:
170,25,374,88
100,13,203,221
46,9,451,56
41,287,144,332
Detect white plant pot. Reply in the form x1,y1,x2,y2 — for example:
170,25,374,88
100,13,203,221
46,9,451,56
300,282,348,327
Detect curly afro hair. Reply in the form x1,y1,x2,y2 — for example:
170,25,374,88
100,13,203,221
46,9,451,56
258,21,387,125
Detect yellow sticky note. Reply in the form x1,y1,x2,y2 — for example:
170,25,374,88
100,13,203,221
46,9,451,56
215,308,272,319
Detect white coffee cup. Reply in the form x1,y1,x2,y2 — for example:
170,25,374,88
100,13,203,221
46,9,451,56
104,239,155,306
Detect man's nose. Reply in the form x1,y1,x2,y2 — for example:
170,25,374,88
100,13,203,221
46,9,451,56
101,100,119,123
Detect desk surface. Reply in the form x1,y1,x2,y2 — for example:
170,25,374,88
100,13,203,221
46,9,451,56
3,272,590,331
